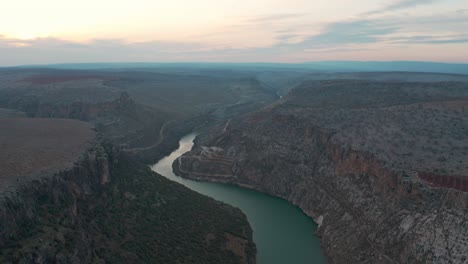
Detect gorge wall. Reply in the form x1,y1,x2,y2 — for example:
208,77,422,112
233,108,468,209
0,120,256,264
174,80,468,264
0,136,116,262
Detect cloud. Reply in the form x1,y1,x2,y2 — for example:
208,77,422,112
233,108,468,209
386,0,438,11
274,19,398,52
364,0,440,15
288,8,468,52
1,5,468,65
0,36,217,66
387,34,468,44
383,8,468,28
246,13,307,23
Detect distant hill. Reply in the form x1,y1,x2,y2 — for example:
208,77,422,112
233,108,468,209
5,61,468,75
301,61,468,75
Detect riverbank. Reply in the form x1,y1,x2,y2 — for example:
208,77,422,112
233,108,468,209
152,134,327,264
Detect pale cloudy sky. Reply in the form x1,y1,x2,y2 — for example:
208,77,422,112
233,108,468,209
0,0,467,66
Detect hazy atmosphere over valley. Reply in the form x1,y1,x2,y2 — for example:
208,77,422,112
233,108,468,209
0,1,467,264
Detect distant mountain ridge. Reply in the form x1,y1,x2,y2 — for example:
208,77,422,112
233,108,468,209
4,61,468,75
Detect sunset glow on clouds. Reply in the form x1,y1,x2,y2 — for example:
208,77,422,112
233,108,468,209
1,0,467,65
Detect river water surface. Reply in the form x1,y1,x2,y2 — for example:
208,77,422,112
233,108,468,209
151,134,327,264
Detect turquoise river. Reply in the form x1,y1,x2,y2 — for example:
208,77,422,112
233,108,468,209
151,134,327,264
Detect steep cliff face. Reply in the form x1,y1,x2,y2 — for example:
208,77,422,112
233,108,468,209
0,137,256,264
0,138,116,263
175,80,468,264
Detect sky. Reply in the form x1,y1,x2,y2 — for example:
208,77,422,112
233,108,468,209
0,0,467,66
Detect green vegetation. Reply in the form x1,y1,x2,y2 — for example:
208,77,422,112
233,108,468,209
0,157,254,263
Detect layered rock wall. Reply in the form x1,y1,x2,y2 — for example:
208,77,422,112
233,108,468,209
175,113,467,264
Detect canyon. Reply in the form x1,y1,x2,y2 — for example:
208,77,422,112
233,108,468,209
175,80,468,264
0,117,255,263
1,66,468,263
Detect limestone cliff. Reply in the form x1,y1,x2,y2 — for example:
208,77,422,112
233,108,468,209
175,80,468,264
0,136,115,263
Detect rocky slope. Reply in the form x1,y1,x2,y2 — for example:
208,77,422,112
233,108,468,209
175,80,468,264
0,118,255,264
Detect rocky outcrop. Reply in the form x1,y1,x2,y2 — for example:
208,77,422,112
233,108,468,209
0,138,116,263
174,81,468,264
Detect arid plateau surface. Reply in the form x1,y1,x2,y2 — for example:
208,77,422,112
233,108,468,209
0,118,94,190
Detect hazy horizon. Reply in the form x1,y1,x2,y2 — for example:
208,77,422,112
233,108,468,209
1,0,468,66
